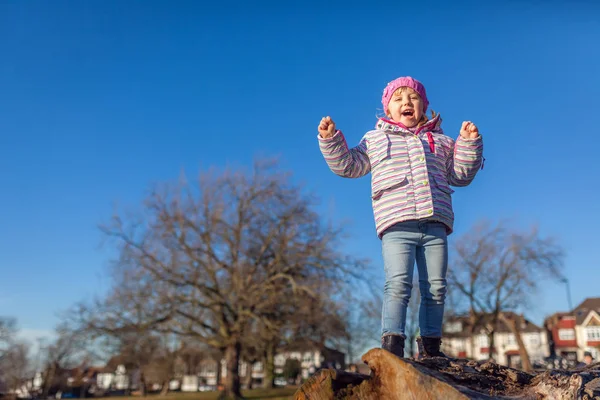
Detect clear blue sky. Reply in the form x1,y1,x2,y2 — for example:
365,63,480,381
1,0,599,345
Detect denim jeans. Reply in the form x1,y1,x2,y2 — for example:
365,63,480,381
381,220,448,338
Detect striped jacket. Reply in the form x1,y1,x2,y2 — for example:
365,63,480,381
318,115,484,238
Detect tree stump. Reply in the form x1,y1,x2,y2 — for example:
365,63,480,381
293,348,600,400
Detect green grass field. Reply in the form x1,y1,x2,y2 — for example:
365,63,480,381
97,387,298,400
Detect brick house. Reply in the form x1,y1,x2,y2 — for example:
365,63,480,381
442,312,549,368
544,297,600,364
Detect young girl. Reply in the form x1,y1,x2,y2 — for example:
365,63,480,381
317,76,483,358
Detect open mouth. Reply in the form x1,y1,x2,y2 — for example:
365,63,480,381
402,109,414,117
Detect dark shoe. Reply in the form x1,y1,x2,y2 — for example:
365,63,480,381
381,335,405,358
416,336,447,358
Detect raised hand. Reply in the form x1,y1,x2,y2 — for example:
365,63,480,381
318,116,337,138
460,121,479,139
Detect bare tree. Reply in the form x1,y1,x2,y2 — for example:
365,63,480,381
0,319,31,399
336,284,381,364
0,317,16,349
1,341,30,397
0,318,17,365
37,323,89,399
91,159,362,399
256,276,353,389
447,220,564,372
239,330,262,390
71,261,177,396
127,333,181,396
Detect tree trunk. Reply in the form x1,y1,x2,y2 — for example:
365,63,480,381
126,372,133,396
262,342,276,389
160,379,170,396
487,330,495,361
294,348,600,399
347,335,353,366
215,357,222,390
223,341,243,399
140,371,147,397
407,327,419,358
499,313,533,373
406,336,414,358
41,363,56,400
487,312,500,362
468,310,477,360
245,362,254,390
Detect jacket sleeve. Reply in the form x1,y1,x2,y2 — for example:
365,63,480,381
318,130,371,178
446,135,484,187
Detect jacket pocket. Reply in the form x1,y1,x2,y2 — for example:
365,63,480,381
432,174,455,195
369,135,392,169
372,175,409,201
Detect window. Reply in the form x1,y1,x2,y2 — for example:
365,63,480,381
506,334,516,345
558,329,575,340
201,363,216,374
274,355,285,366
478,335,489,347
528,334,540,346
586,327,600,341
445,322,463,333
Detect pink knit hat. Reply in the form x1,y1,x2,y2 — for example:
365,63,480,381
381,76,429,115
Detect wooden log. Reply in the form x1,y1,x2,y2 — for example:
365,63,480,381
293,348,600,400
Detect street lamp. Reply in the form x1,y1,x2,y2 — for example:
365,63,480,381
560,277,573,311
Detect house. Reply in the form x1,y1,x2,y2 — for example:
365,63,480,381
442,312,549,368
544,297,600,364
196,358,222,387
274,344,345,380
11,372,43,399
200,343,345,385
61,343,344,393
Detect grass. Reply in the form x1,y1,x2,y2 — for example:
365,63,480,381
96,387,298,400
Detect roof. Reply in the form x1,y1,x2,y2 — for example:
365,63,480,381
85,366,113,376
105,355,129,370
443,312,543,338
573,298,600,325
543,312,577,329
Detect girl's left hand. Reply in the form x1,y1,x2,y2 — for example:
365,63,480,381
460,121,479,139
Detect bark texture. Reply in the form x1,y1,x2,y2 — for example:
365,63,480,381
294,348,600,400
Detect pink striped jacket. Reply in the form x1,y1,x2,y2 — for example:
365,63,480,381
318,115,484,238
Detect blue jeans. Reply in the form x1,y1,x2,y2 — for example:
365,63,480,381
381,220,448,338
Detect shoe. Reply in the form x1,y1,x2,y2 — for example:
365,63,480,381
381,335,405,358
416,336,447,358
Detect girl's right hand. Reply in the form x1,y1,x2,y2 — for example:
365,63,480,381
318,116,336,138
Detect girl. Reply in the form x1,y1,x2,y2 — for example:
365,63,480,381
317,76,483,358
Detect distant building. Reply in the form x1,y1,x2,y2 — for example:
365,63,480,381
274,344,346,380
52,342,344,393
196,343,345,387
442,312,549,368
544,297,600,364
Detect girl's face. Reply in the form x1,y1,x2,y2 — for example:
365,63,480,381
386,87,424,128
